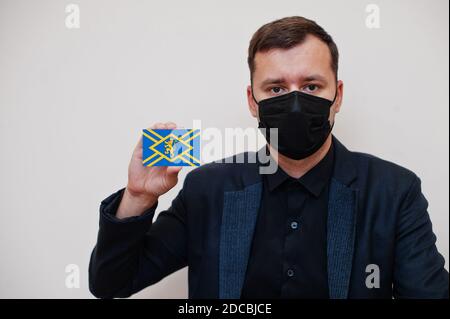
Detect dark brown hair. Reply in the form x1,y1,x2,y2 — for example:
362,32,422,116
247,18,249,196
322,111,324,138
247,16,339,82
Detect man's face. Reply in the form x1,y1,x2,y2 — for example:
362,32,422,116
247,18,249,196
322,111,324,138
247,34,343,125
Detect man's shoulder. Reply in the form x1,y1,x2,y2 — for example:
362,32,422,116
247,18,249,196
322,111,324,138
350,149,419,187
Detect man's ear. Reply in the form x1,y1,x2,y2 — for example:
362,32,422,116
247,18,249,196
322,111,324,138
333,80,344,114
247,85,258,118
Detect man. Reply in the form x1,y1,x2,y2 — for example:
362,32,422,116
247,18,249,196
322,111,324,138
89,16,449,299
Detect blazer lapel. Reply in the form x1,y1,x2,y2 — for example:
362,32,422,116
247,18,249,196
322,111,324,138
327,135,359,299
327,178,358,298
218,182,262,299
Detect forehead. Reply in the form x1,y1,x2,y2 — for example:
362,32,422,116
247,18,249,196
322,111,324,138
253,35,334,82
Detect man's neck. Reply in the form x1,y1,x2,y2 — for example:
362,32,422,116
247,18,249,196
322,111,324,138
269,135,333,179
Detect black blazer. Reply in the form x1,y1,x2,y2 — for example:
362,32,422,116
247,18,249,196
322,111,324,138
89,135,449,299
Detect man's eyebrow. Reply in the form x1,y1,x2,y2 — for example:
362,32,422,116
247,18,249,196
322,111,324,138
259,74,328,87
303,74,328,83
260,78,285,87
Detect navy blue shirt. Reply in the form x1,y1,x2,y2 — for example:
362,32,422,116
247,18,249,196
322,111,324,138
241,141,335,298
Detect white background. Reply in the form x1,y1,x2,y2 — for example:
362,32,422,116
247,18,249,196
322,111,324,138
0,0,448,298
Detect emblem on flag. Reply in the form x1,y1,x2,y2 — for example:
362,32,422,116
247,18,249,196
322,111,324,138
142,128,201,167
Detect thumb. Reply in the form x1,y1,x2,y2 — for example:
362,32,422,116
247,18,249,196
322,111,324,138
166,166,183,176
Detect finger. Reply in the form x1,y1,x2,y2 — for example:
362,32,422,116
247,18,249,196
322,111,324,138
152,166,167,174
165,122,177,130
166,166,182,175
133,129,144,155
134,135,143,151
151,122,165,130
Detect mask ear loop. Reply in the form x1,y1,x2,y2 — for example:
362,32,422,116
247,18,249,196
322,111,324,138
251,80,271,156
250,79,259,104
311,84,339,132
328,83,339,132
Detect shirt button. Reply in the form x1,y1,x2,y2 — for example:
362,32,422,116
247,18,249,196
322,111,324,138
287,269,295,277
290,221,299,230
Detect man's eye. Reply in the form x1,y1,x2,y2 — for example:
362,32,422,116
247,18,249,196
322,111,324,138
270,87,284,94
304,84,319,93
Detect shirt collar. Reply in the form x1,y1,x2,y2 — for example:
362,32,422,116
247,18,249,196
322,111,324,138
266,141,335,197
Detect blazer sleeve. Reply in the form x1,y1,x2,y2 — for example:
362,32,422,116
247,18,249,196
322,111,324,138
393,175,449,299
88,179,189,299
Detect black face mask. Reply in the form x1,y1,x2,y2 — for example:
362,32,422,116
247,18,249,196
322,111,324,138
253,88,337,160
